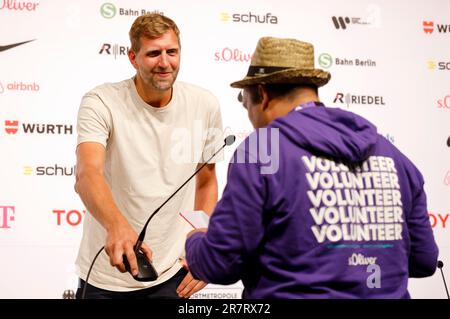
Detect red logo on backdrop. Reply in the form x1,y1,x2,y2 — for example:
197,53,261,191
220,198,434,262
52,209,86,226
429,212,449,229
214,47,252,62
437,95,450,109
444,171,450,185
4,120,18,134
423,21,434,34
0,0,40,11
0,81,40,93
0,206,15,229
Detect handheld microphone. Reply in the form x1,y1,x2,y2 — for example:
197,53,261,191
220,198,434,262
447,136,450,148
437,260,450,299
81,135,236,297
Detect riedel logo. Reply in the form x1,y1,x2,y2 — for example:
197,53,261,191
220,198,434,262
422,20,450,34
220,12,278,24
0,0,39,11
333,92,386,108
23,164,75,176
0,206,15,229
99,43,129,59
53,209,86,226
4,120,73,135
429,212,449,229
0,80,40,94
214,47,252,63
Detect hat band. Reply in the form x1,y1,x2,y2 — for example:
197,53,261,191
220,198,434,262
247,66,291,76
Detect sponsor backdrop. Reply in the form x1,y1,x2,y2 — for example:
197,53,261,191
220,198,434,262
0,0,449,298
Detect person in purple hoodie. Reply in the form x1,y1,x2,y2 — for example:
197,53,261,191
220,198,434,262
182,37,439,298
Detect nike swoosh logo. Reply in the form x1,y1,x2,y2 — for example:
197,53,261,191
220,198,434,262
0,39,35,52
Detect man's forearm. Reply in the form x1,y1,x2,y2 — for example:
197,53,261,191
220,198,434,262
194,180,218,216
76,169,126,231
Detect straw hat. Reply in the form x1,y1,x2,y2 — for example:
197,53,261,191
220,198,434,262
230,37,331,88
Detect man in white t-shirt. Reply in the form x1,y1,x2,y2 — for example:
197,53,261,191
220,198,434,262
74,13,223,299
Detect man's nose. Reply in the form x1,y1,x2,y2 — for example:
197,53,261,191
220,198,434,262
158,52,169,68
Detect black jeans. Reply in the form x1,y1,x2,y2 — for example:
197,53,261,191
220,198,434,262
76,268,188,299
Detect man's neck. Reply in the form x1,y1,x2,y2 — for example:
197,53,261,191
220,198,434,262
270,88,320,120
134,76,172,108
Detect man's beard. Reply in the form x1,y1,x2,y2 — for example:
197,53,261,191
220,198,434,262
149,69,179,91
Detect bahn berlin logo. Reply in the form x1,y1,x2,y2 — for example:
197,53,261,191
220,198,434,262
100,2,162,19
318,53,376,69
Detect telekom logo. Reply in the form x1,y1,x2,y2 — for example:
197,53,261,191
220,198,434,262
0,206,15,229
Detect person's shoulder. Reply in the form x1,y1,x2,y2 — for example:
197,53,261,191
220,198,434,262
175,81,219,104
84,78,131,97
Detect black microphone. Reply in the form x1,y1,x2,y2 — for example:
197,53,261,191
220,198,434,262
447,136,450,147
123,134,236,281
437,260,450,299
82,135,236,297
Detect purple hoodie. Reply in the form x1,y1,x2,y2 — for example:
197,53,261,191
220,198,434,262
185,105,438,299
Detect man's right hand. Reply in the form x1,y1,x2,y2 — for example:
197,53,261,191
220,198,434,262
104,220,153,277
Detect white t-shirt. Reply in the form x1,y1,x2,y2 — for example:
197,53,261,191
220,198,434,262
75,78,223,291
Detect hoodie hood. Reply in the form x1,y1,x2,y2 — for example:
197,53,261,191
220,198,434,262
271,106,378,163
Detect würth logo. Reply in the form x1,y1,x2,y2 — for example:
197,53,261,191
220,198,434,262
423,20,450,34
4,120,73,135
423,21,434,34
4,120,18,134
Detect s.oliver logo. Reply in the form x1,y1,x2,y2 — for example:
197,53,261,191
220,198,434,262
214,48,252,62
0,0,39,11
437,95,450,109
0,205,15,229
429,212,449,229
52,209,86,226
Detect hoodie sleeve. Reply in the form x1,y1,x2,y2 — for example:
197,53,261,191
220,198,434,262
407,170,439,278
185,147,266,284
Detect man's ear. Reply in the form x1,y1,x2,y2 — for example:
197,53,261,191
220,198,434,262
259,85,270,111
128,49,138,69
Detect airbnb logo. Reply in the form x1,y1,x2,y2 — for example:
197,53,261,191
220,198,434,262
52,209,86,226
0,206,15,229
429,212,449,228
